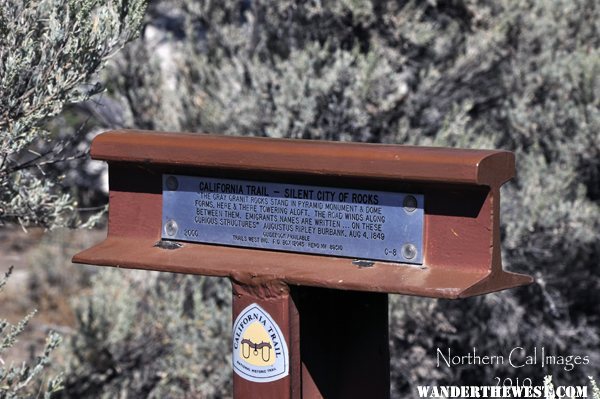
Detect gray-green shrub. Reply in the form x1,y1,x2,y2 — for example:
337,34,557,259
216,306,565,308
0,266,63,399
1,0,145,397
0,0,146,228
60,270,231,398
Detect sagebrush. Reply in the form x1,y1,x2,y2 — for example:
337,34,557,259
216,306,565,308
0,0,145,228
0,0,145,397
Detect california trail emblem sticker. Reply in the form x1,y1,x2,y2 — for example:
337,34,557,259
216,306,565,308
232,303,289,383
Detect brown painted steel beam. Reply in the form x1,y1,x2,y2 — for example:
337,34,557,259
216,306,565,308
91,130,514,186
230,280,389,399
294,287,389,399
72,129,534,398
231,280,301,399
74,130,532,298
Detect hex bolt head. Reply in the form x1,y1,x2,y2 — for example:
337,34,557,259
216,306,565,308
403,195,417,213
164,219,178,237
402,243,417,260
166,176,179,191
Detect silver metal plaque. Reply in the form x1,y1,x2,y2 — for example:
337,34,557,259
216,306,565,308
161,175,424,264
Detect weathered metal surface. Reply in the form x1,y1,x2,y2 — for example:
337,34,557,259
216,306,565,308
231,280,301,399
71,129,535,399
294,287,390,399
161,174,425,264
73,129,533,298
230,281,389,399
91,130,515,186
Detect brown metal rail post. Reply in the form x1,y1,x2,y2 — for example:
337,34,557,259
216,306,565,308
73,130,532,398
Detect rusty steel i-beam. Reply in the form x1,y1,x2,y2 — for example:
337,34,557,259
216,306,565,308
73,130,532,398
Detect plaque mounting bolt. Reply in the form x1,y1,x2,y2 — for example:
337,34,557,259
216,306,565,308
164,219,178,237
166,176,179,191
403,195,417,213
401,244,417,260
